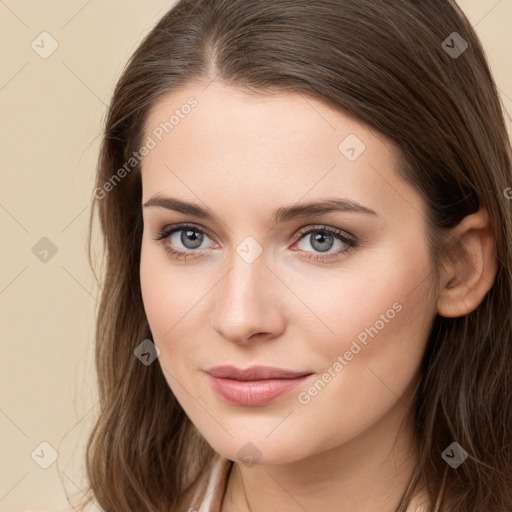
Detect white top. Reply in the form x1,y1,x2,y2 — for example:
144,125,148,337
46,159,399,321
23,455,432,512
20,456,233,512
187,454,234,512
186,454,432,512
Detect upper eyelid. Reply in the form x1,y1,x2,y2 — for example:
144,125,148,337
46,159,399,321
296,224,356,241
163,223,217,242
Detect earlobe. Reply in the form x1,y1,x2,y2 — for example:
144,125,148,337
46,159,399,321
436,209,497,318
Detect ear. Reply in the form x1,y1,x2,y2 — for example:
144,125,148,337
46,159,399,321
437,208,497,318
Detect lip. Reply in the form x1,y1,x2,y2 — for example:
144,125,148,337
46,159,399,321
206,365,312,380
205,365,314,406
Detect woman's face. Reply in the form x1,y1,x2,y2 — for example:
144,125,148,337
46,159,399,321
139,82,438,464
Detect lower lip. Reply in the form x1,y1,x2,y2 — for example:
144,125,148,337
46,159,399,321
206,374,312,406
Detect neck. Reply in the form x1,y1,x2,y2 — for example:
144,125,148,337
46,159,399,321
222,387,428,512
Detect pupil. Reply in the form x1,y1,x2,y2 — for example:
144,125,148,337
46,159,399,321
182,229,203,249
312,232,333,252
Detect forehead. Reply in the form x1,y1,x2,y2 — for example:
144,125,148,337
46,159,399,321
140,82,422,221
142,82,378,158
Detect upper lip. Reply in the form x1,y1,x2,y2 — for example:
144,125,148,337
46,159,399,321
205,365,313,381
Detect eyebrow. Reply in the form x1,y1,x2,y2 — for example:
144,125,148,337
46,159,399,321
142,195,377,224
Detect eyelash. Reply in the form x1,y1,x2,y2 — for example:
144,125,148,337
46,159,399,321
152,223,357,263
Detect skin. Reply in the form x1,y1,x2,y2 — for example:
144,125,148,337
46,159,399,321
139,82,496,512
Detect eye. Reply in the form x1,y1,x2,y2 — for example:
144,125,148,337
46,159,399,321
153,223,216,260
153,223,357,263
292,225,357,262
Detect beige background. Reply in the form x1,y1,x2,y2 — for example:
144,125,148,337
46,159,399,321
0,1,511,511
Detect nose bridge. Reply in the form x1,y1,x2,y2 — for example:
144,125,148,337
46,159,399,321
211,244,283,342
220,249,268,319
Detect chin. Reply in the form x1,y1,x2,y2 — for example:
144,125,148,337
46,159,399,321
201,430,314,466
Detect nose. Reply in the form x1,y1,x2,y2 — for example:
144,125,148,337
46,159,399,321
210,249,286,345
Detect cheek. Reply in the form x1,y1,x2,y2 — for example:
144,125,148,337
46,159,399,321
286,242,434,361
139,247,195,395
139,240,219,379
291,245,436,443
140,240,200,337
297,285,432,453
140,243,169,332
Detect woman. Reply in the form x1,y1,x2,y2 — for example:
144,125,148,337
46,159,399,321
78,0,512,511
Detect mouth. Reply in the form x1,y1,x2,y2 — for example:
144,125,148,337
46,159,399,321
204,365,314,406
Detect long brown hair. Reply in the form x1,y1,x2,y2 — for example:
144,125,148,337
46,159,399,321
79,1,512,510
